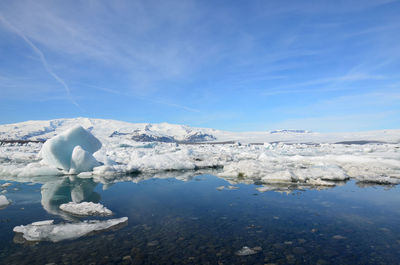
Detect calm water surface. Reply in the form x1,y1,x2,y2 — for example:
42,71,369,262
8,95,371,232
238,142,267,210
1,174,400,264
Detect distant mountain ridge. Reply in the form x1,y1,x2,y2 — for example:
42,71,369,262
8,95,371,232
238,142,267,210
0,118,220,144
0,117,399,144
269,130,312,134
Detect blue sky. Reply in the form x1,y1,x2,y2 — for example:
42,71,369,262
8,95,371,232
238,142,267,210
0,0,399,132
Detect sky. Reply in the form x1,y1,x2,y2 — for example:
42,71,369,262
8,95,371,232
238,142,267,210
0,0,400,132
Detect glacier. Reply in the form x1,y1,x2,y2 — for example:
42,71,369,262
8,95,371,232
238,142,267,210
0,117,399,187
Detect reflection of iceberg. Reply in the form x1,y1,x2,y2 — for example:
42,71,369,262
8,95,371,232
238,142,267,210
41,176,100,219
13,217,128,243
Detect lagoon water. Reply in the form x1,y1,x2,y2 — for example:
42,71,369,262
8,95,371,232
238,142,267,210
1,174,400,264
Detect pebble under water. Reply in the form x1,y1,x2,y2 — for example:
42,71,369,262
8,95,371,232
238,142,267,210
1,174,400,264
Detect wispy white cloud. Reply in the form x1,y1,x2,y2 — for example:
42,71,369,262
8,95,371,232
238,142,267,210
0,0,399,130
262,73,386,96
74,82,200,113
0,14,79,107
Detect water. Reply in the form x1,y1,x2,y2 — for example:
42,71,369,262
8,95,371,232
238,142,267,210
1,174,400,264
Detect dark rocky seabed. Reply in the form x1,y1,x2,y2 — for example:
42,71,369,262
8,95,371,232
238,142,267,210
1,174,400,265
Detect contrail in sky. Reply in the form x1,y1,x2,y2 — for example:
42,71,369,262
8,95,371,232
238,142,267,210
0,14,80,108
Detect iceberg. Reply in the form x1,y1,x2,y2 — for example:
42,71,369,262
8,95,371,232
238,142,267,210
13,217,128,242
39,125,102,173
70,146,100,174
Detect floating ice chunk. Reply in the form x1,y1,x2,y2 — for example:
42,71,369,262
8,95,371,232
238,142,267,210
70,146,100,174
59,202,112,216
235,246,262,256
13,217,128,242
39,125,101,171
1,183,12,187
332,235,346,240
0,195,10,209
31,220,54,226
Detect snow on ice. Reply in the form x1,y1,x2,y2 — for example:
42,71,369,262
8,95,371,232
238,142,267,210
59,202,112,216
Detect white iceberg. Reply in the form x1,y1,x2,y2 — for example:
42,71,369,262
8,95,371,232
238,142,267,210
39,125,102,173
70,146,100,174
13,217,128,242
59,202,112,216
0,195,10,209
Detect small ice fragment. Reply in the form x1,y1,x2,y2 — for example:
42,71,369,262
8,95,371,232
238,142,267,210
32,220,54,226
235,246,261,256
147,240,159,247
59,202,112,216
332,235,346,240
1,183,12,188
216,186,225,191
253,246,262,251
227,186,238,190
0,195,10,209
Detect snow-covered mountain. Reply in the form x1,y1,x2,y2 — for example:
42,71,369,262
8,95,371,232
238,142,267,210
1,117,399,144
0,118,219,143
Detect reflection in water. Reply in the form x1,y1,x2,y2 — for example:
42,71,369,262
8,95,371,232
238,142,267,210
41,176,100,220
1,172,400,264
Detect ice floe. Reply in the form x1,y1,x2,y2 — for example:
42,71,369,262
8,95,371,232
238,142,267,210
59,202,112,216
13,217,128,242
0,195,10,209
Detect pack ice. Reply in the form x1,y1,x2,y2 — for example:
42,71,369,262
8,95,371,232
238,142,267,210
1,118,400,187
39,125,101,174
